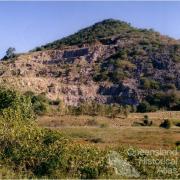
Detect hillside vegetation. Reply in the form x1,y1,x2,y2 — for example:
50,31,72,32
32,19,134,50
0,19,180,112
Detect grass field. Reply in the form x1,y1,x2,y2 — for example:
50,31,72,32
38,111,180,150
50,127,178,149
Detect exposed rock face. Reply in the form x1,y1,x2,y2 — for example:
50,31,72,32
0,20,180,106
98,83,140,105
63,48,89,58
0,43,140,105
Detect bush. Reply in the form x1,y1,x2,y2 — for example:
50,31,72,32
162,84,176,91
140,77,160,90
80,167,99,179
64,102,128,117
93,71,109,82
140,77,151,89
49,99,61,106
138,91,180,112
160,119,171,129
24,91,50,115
100,123,108,128
0,88,34,121
0,89,113,178
112,50,128,59
0,112,111,178
137,101,150,113
132,115,152,126
89,138,104,144
175,141,180,146
111,70,127,81
115,60,136,70
146,91,180,110
174,122,180,127
143,115,152,126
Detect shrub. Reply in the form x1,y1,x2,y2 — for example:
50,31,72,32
93,71,109,82
175,141,180,146
111,70,126,81
140,77,160,90
0,114,111,178
162,84,176,91
112,50,128,59
100,123,108,128
80,167,99,179
64,102,128,117
160,119,171,129
175,122,180,127
137,101,151,113
115,60,136,70
132,115,153,126
0,88,34,121
49,99,61,106
173,55,180,62
33,101,49,115
89,138,104,144
24,91,50,115
143,115,152,126
146,91,180,110
140,77,151,89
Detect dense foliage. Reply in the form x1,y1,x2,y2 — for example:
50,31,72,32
137,91,180,112
0,88,179,178
0,88,34,121
0,88,112,178
32,19,134,50
0,119,113,178
24,91,50,115
61,102,130,118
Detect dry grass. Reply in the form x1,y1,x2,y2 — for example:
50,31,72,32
128,111,180,126
50,126,179,150
38,111,180,127
38,111,180,150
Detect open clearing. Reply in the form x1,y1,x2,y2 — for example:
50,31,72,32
38,111,180,150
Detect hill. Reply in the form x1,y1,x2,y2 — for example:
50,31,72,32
0,19,180,111
32,19,134,50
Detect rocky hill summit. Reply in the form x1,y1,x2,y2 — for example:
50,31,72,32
0,19,180,109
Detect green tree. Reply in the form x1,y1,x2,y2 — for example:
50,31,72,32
3,47,16,60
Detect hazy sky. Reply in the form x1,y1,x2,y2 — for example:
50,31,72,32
0,1,180,58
